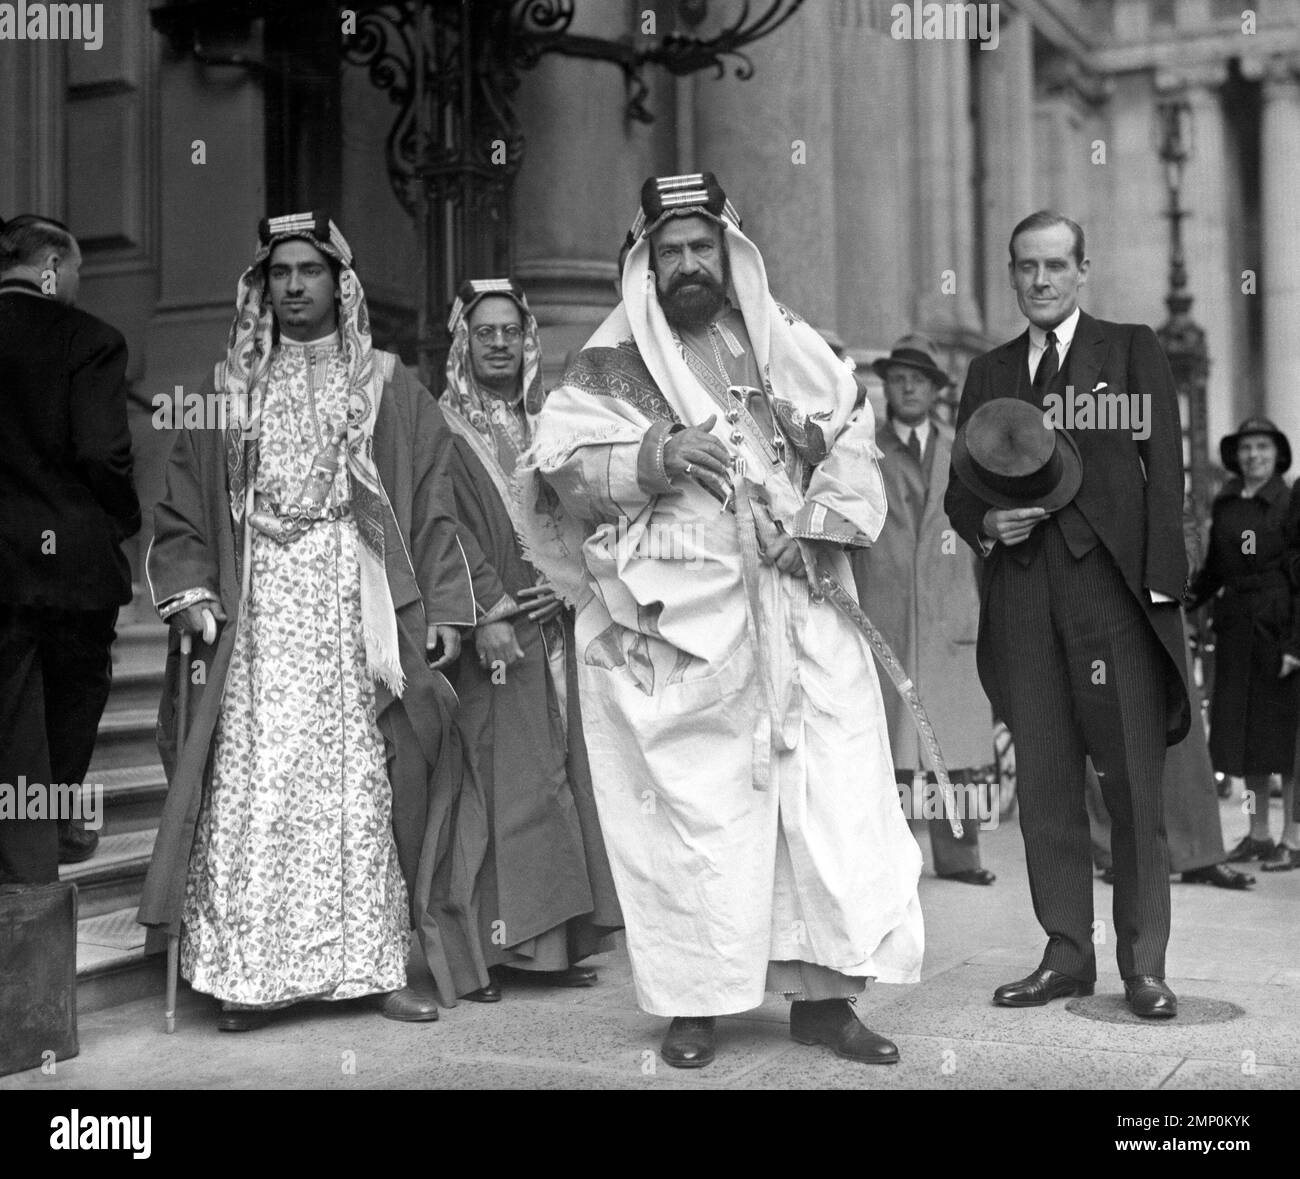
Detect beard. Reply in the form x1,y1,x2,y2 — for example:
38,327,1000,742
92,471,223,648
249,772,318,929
658,271,727,331
471,357,522,398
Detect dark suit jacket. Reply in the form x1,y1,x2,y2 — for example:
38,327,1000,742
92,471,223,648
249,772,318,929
0,280,140,609
943,310,1191,744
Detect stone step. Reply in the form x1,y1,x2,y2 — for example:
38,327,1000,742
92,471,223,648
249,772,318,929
60,828,156,919
90,763,169,834
87,706,161,771
75,904,166,1016
106,670,164,714
65,624,171,1015
113,620,169,661
109,622,168,711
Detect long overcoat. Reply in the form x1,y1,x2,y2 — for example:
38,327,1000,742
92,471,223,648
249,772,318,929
853,420,992,773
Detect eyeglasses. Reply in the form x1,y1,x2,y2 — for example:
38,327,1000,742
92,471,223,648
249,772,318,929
472,324,523,345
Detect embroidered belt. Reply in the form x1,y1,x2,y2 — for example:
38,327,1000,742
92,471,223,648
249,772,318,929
248,498,351,542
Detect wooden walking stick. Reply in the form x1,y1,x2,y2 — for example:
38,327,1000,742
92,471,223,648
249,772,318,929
164,630,192,1035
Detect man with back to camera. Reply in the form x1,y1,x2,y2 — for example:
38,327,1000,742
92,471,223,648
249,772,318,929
0,213,140,885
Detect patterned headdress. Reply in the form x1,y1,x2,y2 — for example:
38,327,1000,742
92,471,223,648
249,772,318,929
442,278,545,458
627,172,742,242
440,278,547,559
219,210,407,694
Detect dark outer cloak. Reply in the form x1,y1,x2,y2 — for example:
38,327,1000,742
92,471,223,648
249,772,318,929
1189,475,1300,776
138,358,477,969
431,420,621,997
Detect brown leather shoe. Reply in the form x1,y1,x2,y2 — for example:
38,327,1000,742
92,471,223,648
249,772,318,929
1124,975,1177,1019
789,998,899,1064
217,1003,273,1032
993,968,1094,1007
380,987,440,1022
660,1016,716,1068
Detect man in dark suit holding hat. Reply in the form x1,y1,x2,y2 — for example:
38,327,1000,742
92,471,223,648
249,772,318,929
944,210,1189,1018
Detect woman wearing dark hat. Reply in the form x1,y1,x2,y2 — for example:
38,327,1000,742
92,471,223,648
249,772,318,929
1188,418,1300,869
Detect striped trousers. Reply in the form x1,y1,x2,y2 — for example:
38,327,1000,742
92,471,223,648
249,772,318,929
985,521,1171,980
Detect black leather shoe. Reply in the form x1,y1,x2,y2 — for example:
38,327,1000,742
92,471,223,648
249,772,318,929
57,823,99,865
496,964,598,988
937,868,996,886
380,987,440,1022
993,968,1094,1007
1261,845,1297,873
1124,975,1177,1019
550,965,597,987
660,1016,716,1068
461,981,502,1003
1182,863,1255,888
1226,835,1275,863
789,998,899,1064
217,1004,272,1032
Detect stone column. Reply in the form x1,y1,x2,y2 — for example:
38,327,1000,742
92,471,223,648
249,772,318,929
691,1,838,333
976,9,1033,344
513,3,669,380
911,37,981,343
831,0,913,354
1258,56,1300,446
1156,66,1235,458
144,51,265,379
0,41,62,215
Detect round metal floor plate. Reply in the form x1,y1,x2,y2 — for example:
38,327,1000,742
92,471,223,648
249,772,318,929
1066,994,1245,1025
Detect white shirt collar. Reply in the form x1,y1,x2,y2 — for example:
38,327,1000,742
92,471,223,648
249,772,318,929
1029,305,1080,354
890,416,931,449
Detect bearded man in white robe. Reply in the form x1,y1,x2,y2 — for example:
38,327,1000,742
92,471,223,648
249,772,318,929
517,174,923,1068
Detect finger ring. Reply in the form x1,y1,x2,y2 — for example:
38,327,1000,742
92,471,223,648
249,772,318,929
685,463,694,477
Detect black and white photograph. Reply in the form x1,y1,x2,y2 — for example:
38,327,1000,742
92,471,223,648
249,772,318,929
0,0,1296,1134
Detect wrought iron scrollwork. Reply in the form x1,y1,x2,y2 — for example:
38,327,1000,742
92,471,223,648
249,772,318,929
510,0,806,124
341,3,428,216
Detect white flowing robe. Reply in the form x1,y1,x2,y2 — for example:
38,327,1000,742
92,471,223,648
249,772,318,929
517,226,923,1016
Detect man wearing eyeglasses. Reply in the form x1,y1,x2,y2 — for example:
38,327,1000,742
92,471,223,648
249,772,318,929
421,279,622,1007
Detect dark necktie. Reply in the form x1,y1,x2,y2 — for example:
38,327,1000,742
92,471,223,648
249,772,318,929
907,428,922,464
1032,329,1059,401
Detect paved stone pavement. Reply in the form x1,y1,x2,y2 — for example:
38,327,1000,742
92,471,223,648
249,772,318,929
5,795,1297,1091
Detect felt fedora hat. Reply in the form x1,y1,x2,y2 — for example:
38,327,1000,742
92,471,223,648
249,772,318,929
952,397,1083,512
1219,416,1292,477
871,335,952,388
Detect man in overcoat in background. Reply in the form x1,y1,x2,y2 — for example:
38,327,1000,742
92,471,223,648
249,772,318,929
853,336,995,886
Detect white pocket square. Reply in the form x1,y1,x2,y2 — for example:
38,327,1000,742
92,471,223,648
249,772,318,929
1092,382,1108,392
